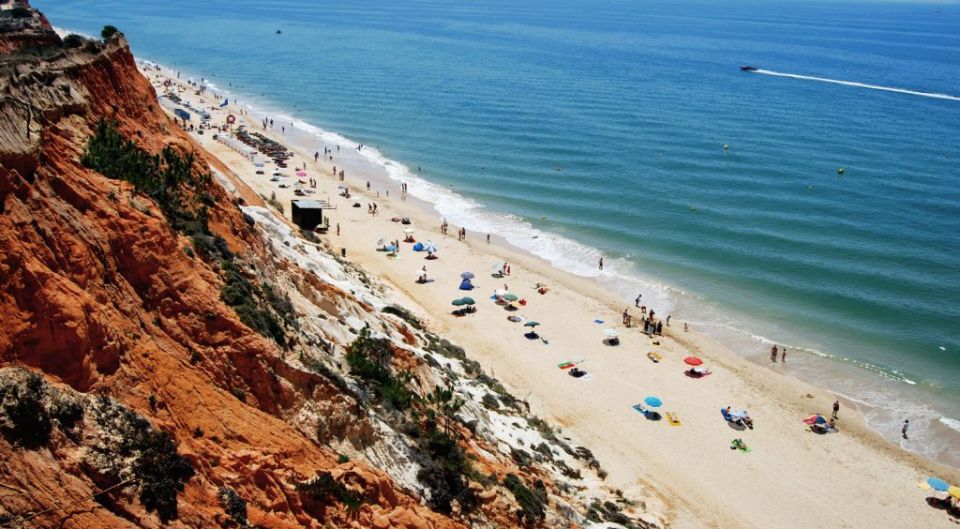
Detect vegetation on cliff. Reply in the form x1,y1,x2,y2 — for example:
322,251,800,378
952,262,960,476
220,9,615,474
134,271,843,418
82,120,297,347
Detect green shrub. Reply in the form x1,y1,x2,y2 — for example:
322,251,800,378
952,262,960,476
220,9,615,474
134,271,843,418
345,327,414,411
51,397,84,431
503,474,546,526
297,472,364,514
62,34,84,48
101,25,119,40
0,372,51,448
133,430,195,523
218,486,249,528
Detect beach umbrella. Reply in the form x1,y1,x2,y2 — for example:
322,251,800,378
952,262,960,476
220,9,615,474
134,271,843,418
452,298,467,306
644,396,663,408
423,242,438,253
602,328,619,338
684,356,703,366
404,228,415,234
730,409,749,420
385,244,397,252
503,293,519,302
494,289,508,298
296,170,308,177
949,486,960,499
927,478,950,492
461,271,475,280
803,414,827,425
460,297,476,305
524,321,541,328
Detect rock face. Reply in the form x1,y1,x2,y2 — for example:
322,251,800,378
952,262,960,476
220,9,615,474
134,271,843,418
0,5,657,529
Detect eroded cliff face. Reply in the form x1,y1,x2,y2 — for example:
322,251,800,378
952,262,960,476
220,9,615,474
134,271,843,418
0,5,657,529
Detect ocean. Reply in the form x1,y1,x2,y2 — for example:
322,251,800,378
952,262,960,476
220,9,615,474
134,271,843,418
35,0,960,466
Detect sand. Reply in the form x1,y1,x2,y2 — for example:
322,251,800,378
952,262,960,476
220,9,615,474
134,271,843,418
145,65,960,529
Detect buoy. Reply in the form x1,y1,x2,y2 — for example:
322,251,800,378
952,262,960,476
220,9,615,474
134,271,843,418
723,144,729,150
837,167,845,175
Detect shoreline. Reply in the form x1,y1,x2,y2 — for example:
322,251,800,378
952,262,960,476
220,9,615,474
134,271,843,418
145,62,958,529
140,57,960,470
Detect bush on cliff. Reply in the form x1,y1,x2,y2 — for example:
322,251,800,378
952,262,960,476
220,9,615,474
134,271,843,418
133,430,195,523
503,474,547,526
218,486,249,528
62,33,85,49
346,326,413,411
82,122,298,346
296,471,364,516
101,25,118,40
0,372,52,449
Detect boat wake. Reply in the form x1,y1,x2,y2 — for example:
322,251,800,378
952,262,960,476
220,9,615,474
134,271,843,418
753,69,960,102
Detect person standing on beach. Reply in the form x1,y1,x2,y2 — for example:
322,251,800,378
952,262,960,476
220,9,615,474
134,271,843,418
781,347,787,363
831,400,840,420
770,345,778,363
666,315,671,326
314,151,319,162
902,420,909,439
599,257,604,270
486,234,490,244
635,293,642,307
336,223,340,236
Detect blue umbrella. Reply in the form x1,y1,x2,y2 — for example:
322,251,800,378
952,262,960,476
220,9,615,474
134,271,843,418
423,242,438,253
928,477,950,492
644,396,662,408
461,271,475,280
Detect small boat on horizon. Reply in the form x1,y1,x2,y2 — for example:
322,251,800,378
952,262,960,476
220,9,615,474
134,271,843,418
740,65,758,72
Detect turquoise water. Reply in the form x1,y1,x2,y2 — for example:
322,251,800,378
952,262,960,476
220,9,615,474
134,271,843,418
37,0,960,464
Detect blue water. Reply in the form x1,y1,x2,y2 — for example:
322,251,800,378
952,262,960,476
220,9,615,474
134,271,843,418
36,0,960,465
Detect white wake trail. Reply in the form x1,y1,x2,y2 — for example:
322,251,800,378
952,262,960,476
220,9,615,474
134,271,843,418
753,69,960,102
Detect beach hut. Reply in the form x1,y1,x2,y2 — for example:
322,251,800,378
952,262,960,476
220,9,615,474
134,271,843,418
290,199,328,230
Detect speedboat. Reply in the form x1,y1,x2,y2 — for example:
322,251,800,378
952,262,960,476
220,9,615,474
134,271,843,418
740,65,758,72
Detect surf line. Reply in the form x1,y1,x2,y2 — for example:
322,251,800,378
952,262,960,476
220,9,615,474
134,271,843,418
753,69,960,102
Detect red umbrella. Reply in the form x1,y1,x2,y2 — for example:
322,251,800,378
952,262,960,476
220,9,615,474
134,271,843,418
684,356,703,366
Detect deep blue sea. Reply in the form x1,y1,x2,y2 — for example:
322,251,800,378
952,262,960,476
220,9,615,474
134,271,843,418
36,0,960,465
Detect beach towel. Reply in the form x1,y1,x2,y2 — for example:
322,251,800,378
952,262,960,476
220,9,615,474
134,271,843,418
558,361,575,369
667,412,682,426
594,319,604,324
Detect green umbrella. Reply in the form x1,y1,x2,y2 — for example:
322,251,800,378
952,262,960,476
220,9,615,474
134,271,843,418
503,293,519,302
524,321,541,327
460,297,476,305
452,298,467,306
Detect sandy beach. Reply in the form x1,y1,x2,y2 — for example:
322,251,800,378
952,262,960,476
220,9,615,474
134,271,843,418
147,66,960,529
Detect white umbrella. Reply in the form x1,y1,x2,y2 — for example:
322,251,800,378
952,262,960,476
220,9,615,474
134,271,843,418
602,328,619,338
404,228,415,234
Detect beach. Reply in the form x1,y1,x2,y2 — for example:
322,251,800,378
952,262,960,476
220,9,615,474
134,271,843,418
146,65,960,529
